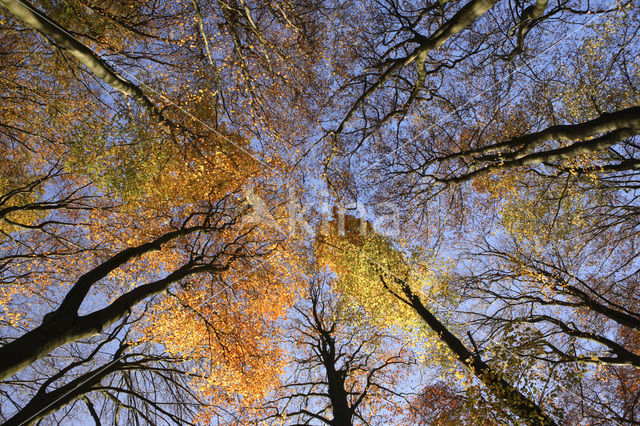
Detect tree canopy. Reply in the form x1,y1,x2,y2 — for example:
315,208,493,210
1,0,639,424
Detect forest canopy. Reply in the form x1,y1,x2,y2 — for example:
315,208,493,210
0,0,639,424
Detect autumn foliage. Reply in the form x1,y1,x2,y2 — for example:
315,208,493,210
1,0,640,424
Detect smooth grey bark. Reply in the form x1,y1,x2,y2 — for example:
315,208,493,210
4,347,191,425
0,265,208,381
506,0,548,57
0,0,168,126
336,0,501,134
0,226,213,381
3,320,130,425
316,326,353,426
525,315,640,368
379,276,557,426
404,288,557,426
538,269,640,333
3,360,120,426
450,105,640,161
191,0,219,87
435,105,640,183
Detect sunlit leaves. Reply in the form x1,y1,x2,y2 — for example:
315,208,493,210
315,215,457,360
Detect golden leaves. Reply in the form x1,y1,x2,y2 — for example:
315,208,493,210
136,262,299,414
315,215,456,361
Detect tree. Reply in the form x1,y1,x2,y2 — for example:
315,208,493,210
0,159,300,421
316,215,558,425
3,0,640,423
0,0,333,153
311,2,640,423
0,0,313,420
262,278,415,425
1,312,208,425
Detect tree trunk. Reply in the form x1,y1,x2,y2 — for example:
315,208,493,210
401,285,557,426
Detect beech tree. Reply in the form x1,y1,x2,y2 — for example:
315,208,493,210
313,1,640,423
1,313,207,425
0,0,306,420
2,0,640,423
316,216,559,425
262,279,415,425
